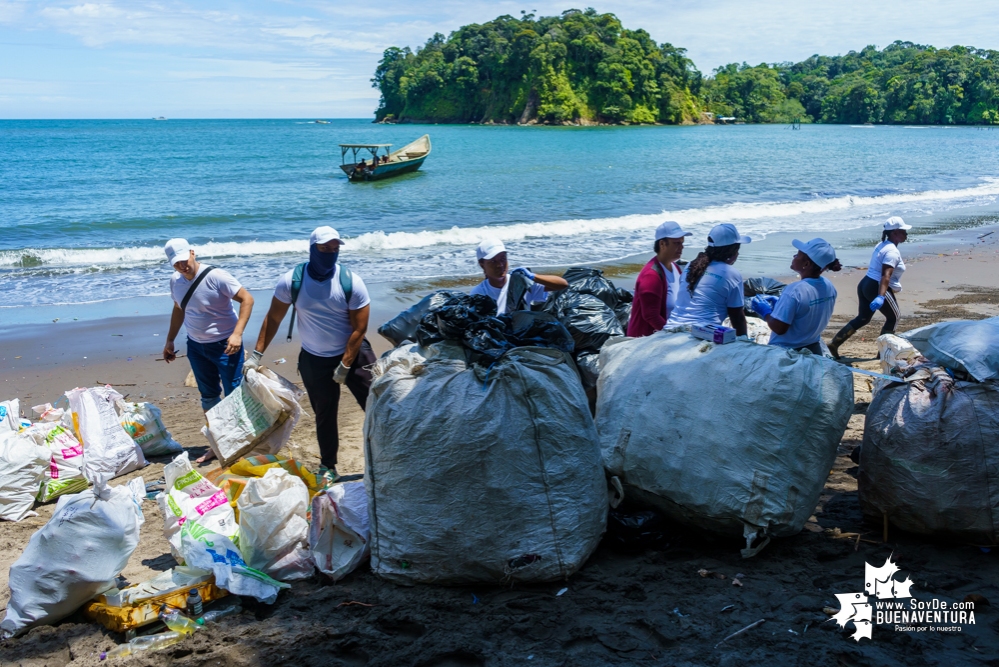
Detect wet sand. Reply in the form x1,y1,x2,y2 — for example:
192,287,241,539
2,233,999,666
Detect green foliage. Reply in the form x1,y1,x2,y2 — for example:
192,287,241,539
372,9,701,124
374,18,999,125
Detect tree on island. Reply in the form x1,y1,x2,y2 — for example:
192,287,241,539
373,10,999,126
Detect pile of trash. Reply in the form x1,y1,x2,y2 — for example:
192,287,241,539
595,330,854,557
543,268,632,391
743,277,786,317
859,317,999,544
0,389,183,523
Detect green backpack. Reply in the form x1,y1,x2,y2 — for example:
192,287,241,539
286,263,353,342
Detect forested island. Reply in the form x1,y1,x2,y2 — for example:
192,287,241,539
372,9,999,126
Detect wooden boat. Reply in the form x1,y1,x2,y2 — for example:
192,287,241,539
339,135,431,182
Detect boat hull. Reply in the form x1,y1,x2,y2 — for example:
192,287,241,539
343,157,426,181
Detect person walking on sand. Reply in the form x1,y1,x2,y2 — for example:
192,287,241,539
245,226,373,479
162,238,254,461
751,238,842,354
627,220,692,337
670,223,751,336
470,238,568,313
828,217,911,358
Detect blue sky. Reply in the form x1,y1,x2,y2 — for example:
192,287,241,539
2,0,998,118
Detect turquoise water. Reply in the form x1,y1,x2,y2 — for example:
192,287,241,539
3,119,999,315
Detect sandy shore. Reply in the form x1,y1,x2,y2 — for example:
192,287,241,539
2,232,999,666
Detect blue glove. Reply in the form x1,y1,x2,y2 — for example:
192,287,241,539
512,267,536,281
870,295,885,312
751,295,774,318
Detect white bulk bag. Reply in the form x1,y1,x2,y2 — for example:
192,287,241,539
119,402,183,457
596,332,854,555
179,524,288,604
1,477,145,637
310,480,370,581
157,451,239,561
201,368,303,467
21,422,89,503
236,468,313,581
66,386,146,485
365,343,607,584
859,367,999,544
0,433,51,521
903,316,999,381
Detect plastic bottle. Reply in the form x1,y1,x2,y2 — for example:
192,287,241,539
102,631,182,659
187,588,203,617
159,606,200,635
198,601,243,624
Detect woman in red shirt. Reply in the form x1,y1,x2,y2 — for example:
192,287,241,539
627,221,692,337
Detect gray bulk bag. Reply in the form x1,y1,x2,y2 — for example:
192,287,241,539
859,366,999,544
596,332,854,556
364,342,607,584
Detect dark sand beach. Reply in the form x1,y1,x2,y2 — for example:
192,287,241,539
2,235,999,666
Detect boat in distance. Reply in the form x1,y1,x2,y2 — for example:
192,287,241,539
339,135,430,182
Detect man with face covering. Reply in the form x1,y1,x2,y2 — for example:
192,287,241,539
248,226,374,478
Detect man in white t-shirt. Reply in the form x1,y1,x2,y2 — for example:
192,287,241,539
247,226,373,477
163,238,254,416
469,239,568,313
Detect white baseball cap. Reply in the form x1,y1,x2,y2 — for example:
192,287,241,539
883,216,912,231
164,238,192,266
707,223,752,247
310,226,344,245
476,238,506,261
792,238,837,269
655,221,693,240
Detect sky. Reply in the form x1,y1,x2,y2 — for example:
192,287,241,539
2,0,999,119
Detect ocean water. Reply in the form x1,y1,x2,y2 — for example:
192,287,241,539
3,119,999,316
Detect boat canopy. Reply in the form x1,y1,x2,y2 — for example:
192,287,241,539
340,143,393,163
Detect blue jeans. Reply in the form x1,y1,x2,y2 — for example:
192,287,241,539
186,337,244,412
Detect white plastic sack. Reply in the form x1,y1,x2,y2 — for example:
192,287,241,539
119,401,183,457
0,433,51,521
236,468,313,582
201,368,303,467
859,367,999,544
0,399,20,435
596,332,854,555
179,523,289,604
903,316,999,382
310,480,370,581
66,386,146,486
21,422,89,503
365,342,607,584
157,451,239,562
1,477,145,637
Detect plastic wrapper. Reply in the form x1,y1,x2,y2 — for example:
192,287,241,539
378,289,465,347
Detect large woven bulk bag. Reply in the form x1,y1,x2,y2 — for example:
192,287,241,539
859,367,999,544
596,332,854,556
364,342,606,584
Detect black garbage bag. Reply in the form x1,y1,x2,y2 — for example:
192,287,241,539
613,302,631,332
743,277,787,317
415,311,446,348
562,267,622,309
463,317,515,363
378,289,465,347
504,311,574,355
606,507,669,552
546,291,624,354
506,269,536,313
575,351,600,390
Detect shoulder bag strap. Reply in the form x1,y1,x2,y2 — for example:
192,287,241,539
180,266,215,312
286,263,307,342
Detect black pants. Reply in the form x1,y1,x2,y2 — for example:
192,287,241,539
846,276,900,335
795,342,824,355
298,339,376,469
